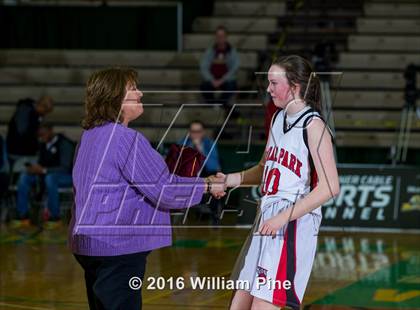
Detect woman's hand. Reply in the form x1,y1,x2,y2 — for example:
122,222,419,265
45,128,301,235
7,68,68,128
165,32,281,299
206,174,227,199
259,212,289,238
205,171,243,199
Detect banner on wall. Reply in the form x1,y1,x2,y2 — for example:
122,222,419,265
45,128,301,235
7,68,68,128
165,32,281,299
320,165,420,229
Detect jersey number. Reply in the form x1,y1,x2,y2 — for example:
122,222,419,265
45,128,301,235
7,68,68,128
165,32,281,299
262,167,281,195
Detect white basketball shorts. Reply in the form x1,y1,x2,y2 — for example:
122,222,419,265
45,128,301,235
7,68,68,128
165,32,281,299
235,199,321,309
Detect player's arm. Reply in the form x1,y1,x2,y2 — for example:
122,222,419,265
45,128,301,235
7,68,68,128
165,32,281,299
221,109,278,188
259,119,340,236
289,118,340,218
222,152,266,188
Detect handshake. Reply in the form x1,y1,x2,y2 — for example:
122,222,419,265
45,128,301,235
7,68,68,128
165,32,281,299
205,172,241,199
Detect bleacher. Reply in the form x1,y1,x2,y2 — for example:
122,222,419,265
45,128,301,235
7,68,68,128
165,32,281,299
0,0,420,151
335,0,420,149
267,0,420,150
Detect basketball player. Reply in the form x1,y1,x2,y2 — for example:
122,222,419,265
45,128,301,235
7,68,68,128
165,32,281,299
219,55,340,309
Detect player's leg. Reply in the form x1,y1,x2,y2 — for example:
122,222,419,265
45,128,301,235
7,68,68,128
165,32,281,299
230,212,263,310
250,296,279,310
230,289,254,310
292,213,319,304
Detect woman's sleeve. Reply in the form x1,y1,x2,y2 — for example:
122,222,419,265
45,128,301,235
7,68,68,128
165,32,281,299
117,130,205,210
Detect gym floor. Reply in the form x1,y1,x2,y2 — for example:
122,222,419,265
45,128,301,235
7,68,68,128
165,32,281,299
1,224,419,309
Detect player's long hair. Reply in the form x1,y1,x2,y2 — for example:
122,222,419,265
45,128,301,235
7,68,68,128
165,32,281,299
272,55,321,113
82,67,138,130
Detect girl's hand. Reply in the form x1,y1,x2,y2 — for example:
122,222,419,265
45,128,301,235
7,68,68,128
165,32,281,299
259,213,288,238
221,172,241,188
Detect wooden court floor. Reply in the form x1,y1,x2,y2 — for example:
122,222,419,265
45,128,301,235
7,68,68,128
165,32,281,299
0,224,419,310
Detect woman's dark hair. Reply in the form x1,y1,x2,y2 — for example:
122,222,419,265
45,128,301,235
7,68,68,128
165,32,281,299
82,67,138,130
189,120,205,129
272,55,321,113
216,25,227,34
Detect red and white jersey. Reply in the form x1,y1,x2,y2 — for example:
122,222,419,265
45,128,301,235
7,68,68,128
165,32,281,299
260,106,321,210
233,106,333,308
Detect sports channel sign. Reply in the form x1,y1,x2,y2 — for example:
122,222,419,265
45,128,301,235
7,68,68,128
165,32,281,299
321,165,420,229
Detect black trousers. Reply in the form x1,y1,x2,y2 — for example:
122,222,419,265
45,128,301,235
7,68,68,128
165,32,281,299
74,251,150,310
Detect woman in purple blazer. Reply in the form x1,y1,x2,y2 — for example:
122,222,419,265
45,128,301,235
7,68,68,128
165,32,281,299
68,68,225,310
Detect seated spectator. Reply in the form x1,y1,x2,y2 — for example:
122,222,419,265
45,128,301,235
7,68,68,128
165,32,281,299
181,121,222,224
13,123,74,228
0,134,9,202
182,121,221,175
6,96,54,169
200,26,240,111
